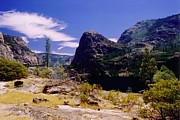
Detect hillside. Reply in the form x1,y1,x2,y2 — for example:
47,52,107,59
0,32,41,65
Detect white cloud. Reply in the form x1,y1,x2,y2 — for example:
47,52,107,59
52,51,74,56
0,10,76,41
108,38,118,42
21,36,29,44
32,50,43,53
58,42,79,50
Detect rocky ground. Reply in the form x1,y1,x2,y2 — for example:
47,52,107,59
0,76,146,120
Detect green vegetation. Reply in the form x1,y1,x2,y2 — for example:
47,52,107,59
143,79,180,119
138,108,151,118
0,58,28,81
79,83,101,103
52,61,67,79
139,48,157,84
153,65,177,82
103,90,119,105
33,67,52,78
45,38,50,67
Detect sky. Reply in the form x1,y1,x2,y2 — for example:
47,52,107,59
0,0,179,56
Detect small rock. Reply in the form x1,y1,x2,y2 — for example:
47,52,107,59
74,100,80,106
33,97,49,104
14,80,23,87
132,117,138,120
64,100,70,105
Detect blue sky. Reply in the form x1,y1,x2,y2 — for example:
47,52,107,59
0,0,179,55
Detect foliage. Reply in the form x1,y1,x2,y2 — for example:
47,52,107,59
139,48,157,84
120,93,139,112
138,108,151,118
153,65,177,82
80,93,89,103
0,58,28,81
143,79,180,119
103,90,119,105
52,61,67,80
45,38,50,67
79,83,101,103
33,67,52,78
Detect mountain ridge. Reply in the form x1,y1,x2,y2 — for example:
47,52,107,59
0,32,41,65
71,14,180,82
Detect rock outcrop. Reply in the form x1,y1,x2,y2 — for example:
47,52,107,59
0,34,41,65
71,30,124,73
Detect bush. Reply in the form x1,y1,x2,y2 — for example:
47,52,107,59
103,90,119,105
0,58,28,81
33,67,52,78
138,108,151,118
79,83,101,103
120,93,139,112
143,79,180,119
153,65,177,82
80,93,89,103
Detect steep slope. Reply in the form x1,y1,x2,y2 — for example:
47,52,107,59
118,14,180,78
0,33,41,65
71,30,127,74
118,14,180,51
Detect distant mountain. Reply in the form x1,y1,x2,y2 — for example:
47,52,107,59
71,14,180,88
37,53,74,67
118,14,180,54
0,32,41,65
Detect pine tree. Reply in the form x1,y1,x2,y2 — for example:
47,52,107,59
45,38,50,67
139,48,157,84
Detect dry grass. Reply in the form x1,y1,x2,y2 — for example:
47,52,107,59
5,75,49,89
0,90,74,107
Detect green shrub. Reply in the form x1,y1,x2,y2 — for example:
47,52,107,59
79,83,92,94
80,93,89,103
79,83,101,103
33,67,52,78
0,58,28,81
120,93,139,111
153,65,177,82
103,90,120,105
143,79,180,119
138,108,151,118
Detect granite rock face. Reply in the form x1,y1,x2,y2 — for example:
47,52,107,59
0,34,41,65
71,30,124,72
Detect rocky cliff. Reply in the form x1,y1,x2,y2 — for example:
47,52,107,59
0,33,41,65
71,30,126,73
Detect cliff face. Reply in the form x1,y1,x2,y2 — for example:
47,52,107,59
71,30,124,73
0,34,41,65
